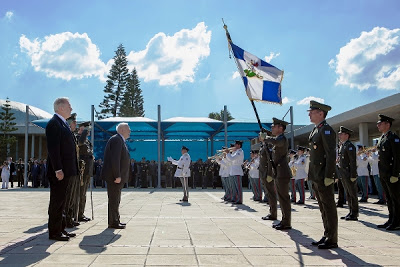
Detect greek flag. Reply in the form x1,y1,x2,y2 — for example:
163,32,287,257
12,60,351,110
230,42,283,104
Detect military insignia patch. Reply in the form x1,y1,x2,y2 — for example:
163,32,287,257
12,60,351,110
395,139,399,143
325,130,330,135
349,147,353,150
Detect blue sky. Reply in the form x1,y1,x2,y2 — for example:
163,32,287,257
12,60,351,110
1,0,400,125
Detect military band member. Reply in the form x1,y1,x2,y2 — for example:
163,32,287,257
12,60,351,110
225,140,244,204
288,150,297,203
168,146,191,202
307,100,338,249
337,126,358,221
216,148,230,200
292,146,307,204
262,118,292,230
248,150,262,201
77,121,94,222
356,145,369,202
376,114,400,231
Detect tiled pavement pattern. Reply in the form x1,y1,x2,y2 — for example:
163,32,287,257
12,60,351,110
0,188,399,266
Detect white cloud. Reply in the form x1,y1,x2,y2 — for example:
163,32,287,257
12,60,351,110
282,97,291,104
330,27,400,90
232,71,240,79
297,96,324,105
127,22,211,86
5,11,13,20
264,52,280,63
19,32,107,81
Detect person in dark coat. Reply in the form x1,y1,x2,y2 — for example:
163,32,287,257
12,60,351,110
100,123,131,229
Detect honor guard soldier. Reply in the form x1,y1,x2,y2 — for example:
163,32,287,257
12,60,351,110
225,140,244,204
76,121,94,222
168,146,191,202
65,113,81,228
262,118,292,230
337,126,358,221
376,114,400,231
307,100,338,249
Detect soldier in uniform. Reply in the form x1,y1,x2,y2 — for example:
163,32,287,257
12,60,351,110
225,140,244,204
376,114,400,231
140,157,148,188
337,126,358,221
65,113,81,228
307,100,338,249
76,121,94,222
168,146,191,202
262,118,292,230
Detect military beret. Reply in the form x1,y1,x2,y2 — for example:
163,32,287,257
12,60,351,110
181,146,189,152
307,100,331,113
297,146,306,151
338,126,353,135
271,117,289,127
66,113,77,122
377,114,394,124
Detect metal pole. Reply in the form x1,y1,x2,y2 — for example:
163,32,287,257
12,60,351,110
90,105,95,220
157,105,161,188
211,137,214,156
24,105,29,187
224,105,228,147
289,106,294,149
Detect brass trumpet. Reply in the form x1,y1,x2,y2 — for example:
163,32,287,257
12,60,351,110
216,147,235,153
290,166,297,177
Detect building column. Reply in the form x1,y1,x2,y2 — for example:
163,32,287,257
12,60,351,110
15,139,19,160
359,122,369,146
31,134,35,158
38,136,42,159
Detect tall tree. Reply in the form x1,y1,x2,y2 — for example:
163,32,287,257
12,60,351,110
208,109,234,121
98,44,129,119
0,97,18,158
120,68,145,117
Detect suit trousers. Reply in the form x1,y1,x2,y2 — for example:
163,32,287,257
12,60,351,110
48,176,71,236
107,181,124,226
341,178,359,217
275,177,291,226
312,180,338,244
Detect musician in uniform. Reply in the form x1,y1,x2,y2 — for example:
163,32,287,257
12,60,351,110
168,146,191,202
225,140,244,204
292,146,307,204
216,149,230,200
262,118,292,230
76,121,94,222
248,150,261,201
337,126,358,221
307,100,338,249
288,150,297,203
376,114,400,231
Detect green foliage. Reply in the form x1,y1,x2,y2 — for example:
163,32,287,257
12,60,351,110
208,109,234,121
0,97,18,158
120,68,145,117
98,44,129,119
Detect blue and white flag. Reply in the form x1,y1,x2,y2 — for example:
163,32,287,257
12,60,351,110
230,42,283,104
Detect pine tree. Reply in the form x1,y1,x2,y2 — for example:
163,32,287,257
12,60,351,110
120,68,145,117
0,97,18,158
98,44,129,119
208,109,234,121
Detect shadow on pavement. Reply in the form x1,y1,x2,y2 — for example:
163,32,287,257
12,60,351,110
79,228,121,254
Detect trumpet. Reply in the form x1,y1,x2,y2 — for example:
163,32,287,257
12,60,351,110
357,145,377,155
290,166,297,177
216,147,235,153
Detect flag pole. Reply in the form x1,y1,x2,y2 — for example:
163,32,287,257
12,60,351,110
223,19,264,132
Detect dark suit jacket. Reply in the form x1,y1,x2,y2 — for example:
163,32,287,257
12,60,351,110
308,120,336,181
100,134,130,184
46,114,79,181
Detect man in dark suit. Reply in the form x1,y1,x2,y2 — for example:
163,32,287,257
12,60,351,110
307,100,338,249
100,123,131,229
262,118,292,231
31,160,41,188
46,97,79,241
376,114,400,231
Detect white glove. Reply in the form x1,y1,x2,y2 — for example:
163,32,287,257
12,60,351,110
167,156,173,162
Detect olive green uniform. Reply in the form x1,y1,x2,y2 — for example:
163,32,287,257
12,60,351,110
259,142,277,218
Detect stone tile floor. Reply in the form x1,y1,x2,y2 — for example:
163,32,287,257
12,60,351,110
0,188,399,266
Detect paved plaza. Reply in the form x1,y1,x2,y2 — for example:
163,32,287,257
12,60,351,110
0,188,399,266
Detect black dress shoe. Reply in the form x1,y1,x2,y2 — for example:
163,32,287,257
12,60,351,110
359,199,368,203
272,222,281,228
66,221,80,228
318,242,338,249
340,213,350,220
108,223,126,229
377,222,390,228
235,201,242,204
312,236,326,246
78,216,91,222
296,201,304,204
62,230,76,237
49,234,70,241
336,203,344,208
345,216,358,221
374,200,386,205
119,222,127,226
386,224,400,231
275,224,292,230
261,214,277,220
